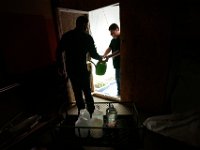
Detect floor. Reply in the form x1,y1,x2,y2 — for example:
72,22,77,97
67,96,134,116
94,81,118,96
93,81,120,101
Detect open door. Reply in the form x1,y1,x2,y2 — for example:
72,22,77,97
56,8,88,37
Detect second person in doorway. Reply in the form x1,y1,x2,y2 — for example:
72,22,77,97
103,23,121,96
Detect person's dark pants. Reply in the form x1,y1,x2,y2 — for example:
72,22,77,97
115,68,120,95
68,71,95,115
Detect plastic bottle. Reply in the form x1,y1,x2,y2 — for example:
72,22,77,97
89,105,104,138
79,109,90,120
75,109,90,138
106,103,117,128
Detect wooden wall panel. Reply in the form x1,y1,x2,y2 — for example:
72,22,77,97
120,1,171,113
1,13,52,75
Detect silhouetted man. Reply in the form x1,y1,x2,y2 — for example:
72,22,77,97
56,16,102,116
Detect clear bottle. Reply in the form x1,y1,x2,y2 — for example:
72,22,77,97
106,103,117,128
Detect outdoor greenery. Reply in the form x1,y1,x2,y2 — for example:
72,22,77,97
94,82,106,88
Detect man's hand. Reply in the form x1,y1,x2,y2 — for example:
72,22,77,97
104,56,109,62
102,55,109,62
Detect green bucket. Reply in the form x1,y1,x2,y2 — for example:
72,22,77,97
95,61,107,75
87,60,107,76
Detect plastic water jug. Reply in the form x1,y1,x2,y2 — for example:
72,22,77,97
89,106,104,138
75,109,90,138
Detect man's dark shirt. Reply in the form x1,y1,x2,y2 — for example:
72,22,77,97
109,37,120,69
57,28,101,76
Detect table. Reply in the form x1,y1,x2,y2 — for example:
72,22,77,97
55,102,142,149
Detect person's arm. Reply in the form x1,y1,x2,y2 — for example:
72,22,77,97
107,50,120,58
103,47,112,57
102,47,111,62
103,49,120,62
103,39,120,61
88,35,102,61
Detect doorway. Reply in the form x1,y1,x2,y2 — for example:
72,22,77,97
56,3,120,101
89,3,120,100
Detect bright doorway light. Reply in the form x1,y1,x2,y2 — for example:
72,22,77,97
89,3,120,98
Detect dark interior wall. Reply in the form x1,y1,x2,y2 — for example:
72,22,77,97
57,0,119,11
120,1,171,113
0,0,64,119
120,0,200,113
166,2,200,113
1,13,51,74
0,0,57,78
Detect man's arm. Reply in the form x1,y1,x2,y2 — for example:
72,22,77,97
88,35,102,61
103,47,112,57
103,49,120,62
107,50,120,58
